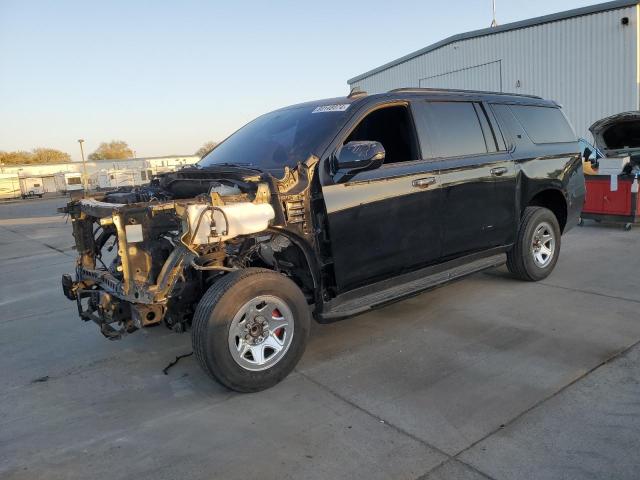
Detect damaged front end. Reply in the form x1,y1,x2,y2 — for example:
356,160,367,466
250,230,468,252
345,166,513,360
60,162,318,340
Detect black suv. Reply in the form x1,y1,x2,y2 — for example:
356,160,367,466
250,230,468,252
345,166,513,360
61,88,585,392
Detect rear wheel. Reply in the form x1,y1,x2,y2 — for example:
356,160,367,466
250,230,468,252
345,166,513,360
507,206,561,281
192,268,310,392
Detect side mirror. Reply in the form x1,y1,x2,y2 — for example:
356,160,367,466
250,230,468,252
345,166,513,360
582,147,593,162
334,141,385,174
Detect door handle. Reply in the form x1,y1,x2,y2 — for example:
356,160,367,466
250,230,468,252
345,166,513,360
412,177,437,189
490,167,508,176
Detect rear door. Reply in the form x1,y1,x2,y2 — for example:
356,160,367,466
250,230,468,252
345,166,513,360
322,102,444,292
411,100,516,258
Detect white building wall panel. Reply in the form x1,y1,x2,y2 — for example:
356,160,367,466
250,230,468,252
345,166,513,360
350,5,638,139
418,60,502,91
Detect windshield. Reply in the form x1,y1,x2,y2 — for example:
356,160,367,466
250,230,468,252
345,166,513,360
199,104,351,172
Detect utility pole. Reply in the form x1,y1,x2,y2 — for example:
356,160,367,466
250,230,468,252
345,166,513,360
78,139,88,191
490,0,498,27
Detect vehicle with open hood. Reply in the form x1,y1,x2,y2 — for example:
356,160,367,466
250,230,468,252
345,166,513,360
60,88,584,392
588,111,640,175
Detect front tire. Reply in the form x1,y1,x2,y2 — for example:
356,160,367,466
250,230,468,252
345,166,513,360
192,268,310,392
507,206,561,281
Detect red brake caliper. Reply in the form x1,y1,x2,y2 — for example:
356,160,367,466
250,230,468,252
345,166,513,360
272,309,284,338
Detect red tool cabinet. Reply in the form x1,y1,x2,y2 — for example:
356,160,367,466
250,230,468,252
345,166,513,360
581,175,639,230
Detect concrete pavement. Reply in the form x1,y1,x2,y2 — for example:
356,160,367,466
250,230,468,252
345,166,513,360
0,198,638,479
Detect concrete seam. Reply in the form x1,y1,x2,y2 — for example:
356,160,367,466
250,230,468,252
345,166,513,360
0,224,75,258
538,281,640,306
452,338,640,462
296,369,496,480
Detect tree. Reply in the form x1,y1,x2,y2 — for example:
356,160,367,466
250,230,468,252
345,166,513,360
0,148,71,165
0,151,32,165
88,140,134,161
195,141,218,158
31,148,71,164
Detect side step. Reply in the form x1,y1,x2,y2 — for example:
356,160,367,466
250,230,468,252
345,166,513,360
319,253,506,321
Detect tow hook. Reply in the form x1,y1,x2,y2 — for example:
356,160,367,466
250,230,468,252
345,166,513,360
61,274,77,300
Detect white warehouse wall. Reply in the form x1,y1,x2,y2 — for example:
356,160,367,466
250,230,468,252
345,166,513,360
348,4,639,140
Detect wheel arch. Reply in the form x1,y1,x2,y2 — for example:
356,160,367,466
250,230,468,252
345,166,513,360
241,227,322,306
525,188,568,232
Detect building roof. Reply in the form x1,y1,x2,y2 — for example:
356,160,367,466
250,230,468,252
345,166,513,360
348,0,638,84
1,155,198,170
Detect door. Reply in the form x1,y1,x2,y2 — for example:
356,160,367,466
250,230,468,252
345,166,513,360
42,176,56,193
412,100,516,258
322,104,444,292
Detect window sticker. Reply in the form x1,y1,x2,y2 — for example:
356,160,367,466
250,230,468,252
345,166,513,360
312,104,350,113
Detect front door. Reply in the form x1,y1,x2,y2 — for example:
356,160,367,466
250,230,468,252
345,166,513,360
322,103,444,292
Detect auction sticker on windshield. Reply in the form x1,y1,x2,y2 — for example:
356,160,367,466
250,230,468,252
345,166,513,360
312,104,350,113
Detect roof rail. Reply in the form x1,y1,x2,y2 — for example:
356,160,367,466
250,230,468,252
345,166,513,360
387,87,542,99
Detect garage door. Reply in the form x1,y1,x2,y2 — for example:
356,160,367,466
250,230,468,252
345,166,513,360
419,60,502,92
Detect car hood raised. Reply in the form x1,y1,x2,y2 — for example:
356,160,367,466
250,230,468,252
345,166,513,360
589,111,640,155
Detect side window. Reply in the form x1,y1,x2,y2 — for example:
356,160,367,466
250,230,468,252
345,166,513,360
413,101,491,158
344,105,420,164
509,105,575,144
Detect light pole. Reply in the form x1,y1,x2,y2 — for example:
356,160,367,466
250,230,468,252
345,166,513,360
490,0,498,27
78,139,88,191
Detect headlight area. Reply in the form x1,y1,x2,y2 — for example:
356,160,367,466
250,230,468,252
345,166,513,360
60,186,276,340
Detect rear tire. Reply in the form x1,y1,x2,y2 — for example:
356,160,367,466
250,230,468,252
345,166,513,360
192,268,310,392
507,206,561,281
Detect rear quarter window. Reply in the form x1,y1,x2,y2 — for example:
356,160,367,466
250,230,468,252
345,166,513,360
509,105,575,144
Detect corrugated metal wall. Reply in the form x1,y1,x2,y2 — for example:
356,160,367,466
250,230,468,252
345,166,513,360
349,5,638,140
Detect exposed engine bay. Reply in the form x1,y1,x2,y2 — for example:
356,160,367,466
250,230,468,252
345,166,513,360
60,161,320,339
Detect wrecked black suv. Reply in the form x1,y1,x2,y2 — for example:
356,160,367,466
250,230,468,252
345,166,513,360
61,88,585,392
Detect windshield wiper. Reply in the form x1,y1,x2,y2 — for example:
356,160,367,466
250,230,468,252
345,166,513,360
207,162,263,172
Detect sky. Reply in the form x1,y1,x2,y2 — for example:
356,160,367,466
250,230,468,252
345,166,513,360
0,0,602,161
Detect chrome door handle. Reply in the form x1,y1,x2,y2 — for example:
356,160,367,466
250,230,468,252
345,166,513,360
412,177,437,189
490,167,508,176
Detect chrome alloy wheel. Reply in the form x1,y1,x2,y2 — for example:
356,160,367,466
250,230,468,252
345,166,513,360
531,221,555,268
228,295,294,371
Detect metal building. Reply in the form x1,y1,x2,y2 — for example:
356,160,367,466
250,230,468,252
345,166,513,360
347,0,639,140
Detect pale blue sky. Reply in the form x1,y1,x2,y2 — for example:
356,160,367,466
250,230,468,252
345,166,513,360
1,0,598,161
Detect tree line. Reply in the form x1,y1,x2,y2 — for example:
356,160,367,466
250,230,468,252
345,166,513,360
0,140,218,166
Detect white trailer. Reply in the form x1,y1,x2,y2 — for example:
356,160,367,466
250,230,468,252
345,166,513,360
19,177,45,198
94,168,147,190
0,173,22,200
54,172,83,193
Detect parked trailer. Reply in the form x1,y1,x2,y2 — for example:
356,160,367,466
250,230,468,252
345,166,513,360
0,174,21,200
94,169,147,190
54,172,83,193
19,177,44,198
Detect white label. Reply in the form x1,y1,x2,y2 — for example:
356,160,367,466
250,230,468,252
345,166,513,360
125,224,144,243
312,104,350,113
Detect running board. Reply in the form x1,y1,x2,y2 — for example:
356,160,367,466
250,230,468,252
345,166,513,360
319,253,506,321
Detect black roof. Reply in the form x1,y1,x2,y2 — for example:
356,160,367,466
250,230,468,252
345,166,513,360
348,0,638,84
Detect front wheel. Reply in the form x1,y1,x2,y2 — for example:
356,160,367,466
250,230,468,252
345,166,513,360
507,206,561,281
192,268,310,392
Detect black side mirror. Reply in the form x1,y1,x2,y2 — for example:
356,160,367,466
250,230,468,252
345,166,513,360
334,141,385,174
583,147,592,161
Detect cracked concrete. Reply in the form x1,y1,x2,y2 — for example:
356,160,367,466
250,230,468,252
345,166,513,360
0,198,638,479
